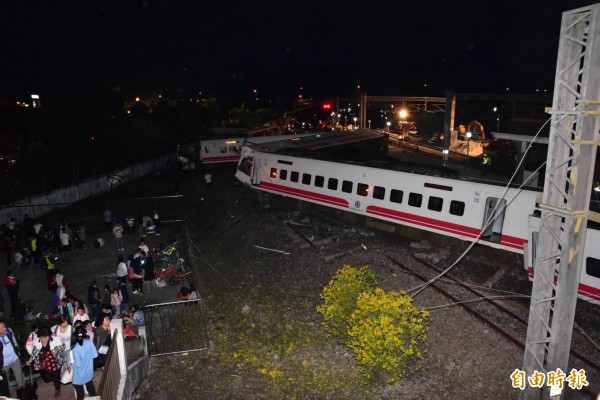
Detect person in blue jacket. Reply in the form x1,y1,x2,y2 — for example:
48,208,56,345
71,326,98,400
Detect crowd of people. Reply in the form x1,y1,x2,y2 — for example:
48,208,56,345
0,211,160,399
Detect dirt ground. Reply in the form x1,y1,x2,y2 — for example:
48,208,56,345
5,163,599,399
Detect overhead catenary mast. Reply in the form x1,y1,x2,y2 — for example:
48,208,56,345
522,4,600,400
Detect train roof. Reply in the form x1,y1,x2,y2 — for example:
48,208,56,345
245,129,386,153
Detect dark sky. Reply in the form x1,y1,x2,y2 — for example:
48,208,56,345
1,0,594,104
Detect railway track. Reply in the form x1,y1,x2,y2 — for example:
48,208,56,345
386,255,599,398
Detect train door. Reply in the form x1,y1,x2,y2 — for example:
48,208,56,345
480,197,506,243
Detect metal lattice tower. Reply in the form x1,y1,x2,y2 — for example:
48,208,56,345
522,4,600,400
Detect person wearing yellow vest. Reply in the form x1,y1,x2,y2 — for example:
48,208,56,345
29,235,40,264
42,251,57,279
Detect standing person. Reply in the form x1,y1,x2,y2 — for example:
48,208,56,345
101,285,111,307
131,254,144,295
142,253,155,294
75,223,87,250
138,239,149,255
72,306,90,326
94,313,112,370
71,326,98,400
42,250,57,279
111,288,121,316
87,281,101,318
151,209,161,236
125,214,135,235
59,228,70,255
204,172,212,190
102,209,112,232
51,316,73,354
118,278,130,314
30,235,40,265
116,255,128,284
112,222,124,252
0,322,23,393
3,270,19,319
26,326,66,398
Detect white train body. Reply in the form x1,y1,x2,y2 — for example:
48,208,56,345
235,137,600,305
200,133,315,164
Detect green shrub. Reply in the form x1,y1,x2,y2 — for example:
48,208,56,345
347,288,429,383
316,265,378,341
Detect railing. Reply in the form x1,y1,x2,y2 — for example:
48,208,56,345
144,299,208,356
98,329,122,400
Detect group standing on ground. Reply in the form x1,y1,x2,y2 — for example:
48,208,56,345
0,210,197,396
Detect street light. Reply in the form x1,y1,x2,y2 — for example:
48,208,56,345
386,121,391,132
368,120,372,129
353,117,357,130
465,131,472,171
443,149,449,166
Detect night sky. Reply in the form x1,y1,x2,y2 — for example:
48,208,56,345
2,0,595,104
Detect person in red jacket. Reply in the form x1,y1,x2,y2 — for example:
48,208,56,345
4,270,19,319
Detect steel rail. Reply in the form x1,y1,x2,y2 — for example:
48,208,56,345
411,255,600,374
386,256,596,397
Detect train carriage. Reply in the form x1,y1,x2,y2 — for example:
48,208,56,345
235,130,600,305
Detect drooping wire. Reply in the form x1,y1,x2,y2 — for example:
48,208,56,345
409,117,552,297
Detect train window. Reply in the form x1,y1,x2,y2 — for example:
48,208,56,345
357,183,369,197
229,146,238,153
204,146,209,154
280,169,288,180
428,196,443,212
390,189,403,204
373,186,385,200
408,193,423,208
342,180,353,193
328,178,338,190
270,168,277,178
449,201,465,216
291,171,299,182
586,257,600,279
220,147,227,153
302,173,311,185
315,175,324,187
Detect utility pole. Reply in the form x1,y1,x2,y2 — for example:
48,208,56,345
522,4,600,400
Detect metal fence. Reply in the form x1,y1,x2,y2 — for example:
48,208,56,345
143,299,208,356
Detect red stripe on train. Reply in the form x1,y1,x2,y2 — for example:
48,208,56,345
260,182,349,208
202,156,240,163
367,205,526,251
257,183,525,251
527,266,600,302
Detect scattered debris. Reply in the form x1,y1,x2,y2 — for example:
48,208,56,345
253,245,291,255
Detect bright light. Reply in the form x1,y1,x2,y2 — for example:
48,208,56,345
595,182,600,192
31,94,40,99
493,107,498,112
466,131,472,139
399,109,408,119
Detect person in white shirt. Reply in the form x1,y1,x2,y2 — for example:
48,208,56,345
72,307,90,326
138,239,149,255
116,255,128,283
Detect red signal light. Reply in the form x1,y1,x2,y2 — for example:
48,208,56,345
322,103,332,110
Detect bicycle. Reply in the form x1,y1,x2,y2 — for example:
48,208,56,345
154,262,191,286
152,242,185,267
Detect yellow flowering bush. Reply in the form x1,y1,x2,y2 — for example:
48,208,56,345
316,265,378,340
347,288,429,383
